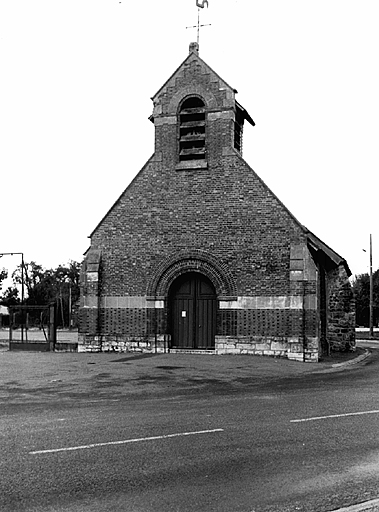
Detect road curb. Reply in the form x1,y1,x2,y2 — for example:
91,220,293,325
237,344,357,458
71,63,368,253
331,349,371,368
331,497,379,511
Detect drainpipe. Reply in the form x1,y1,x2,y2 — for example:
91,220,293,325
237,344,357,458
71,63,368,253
369,234,373,338
302,281,306,362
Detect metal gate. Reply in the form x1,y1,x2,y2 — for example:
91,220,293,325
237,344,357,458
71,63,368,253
8,303,57,351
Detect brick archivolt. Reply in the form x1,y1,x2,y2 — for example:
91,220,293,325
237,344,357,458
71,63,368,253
147,250,237,299
167,85,218,116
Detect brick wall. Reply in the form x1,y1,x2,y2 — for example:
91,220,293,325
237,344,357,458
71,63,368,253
78,47,353,362
90,151,305,299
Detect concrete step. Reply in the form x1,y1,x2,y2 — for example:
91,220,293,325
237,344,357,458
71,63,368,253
169,349,216,355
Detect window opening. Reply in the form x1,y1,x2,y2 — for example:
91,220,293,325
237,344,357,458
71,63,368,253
179,97,206,161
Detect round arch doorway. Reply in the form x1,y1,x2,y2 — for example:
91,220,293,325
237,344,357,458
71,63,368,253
169,272,217,350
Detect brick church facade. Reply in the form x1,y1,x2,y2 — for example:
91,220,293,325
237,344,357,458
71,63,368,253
79,43,355,362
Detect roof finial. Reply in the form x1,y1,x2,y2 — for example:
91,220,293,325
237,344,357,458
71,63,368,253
186,0,211,51
189,42,199,54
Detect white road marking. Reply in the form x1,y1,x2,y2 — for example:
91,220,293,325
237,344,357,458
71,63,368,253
86,399,120,403
331,497,379,511
29,428,224,455
291,409,379,423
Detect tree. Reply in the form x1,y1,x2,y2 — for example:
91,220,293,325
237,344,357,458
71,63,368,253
10,260,81,327
352,269,379,327
53,261,81,328
12,261,44,305
0,268,7,295
0,287,19,307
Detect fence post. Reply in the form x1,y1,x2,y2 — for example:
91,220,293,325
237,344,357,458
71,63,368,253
48,303,57,351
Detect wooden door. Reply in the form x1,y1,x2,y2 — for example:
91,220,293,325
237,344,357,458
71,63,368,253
170,273,216,350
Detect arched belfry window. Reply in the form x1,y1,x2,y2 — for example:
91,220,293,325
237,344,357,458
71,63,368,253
179,97,206,161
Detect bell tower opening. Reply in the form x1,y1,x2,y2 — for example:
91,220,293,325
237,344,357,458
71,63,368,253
179,97,206,161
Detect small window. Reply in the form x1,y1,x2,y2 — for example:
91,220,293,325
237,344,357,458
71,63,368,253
179,97,206,161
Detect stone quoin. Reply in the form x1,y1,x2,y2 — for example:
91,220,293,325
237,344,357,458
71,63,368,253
79,42,355,362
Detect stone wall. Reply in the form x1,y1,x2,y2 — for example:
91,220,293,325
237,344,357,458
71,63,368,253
327,264,356,352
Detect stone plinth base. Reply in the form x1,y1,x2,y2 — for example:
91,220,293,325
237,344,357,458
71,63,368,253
214,336,318,362
78,333,319,362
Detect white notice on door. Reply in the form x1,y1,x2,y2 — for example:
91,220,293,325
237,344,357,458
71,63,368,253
182,311,186,317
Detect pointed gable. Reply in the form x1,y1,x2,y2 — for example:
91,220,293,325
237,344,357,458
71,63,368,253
79,42,355,361
151,46,237,119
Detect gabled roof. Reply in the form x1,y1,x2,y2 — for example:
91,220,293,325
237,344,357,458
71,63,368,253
151,47,237,102
236,101,255,127
234,152,350,276
89,47,349,277
89,155,155,238
150,47,254,126
306,229,351,277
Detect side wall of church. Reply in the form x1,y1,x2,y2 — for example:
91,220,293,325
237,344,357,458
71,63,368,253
327,264,356,352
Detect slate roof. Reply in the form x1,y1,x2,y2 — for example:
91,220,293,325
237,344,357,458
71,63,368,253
306,229,351,277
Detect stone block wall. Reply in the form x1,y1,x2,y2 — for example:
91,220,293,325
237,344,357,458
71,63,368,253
327,264,356,352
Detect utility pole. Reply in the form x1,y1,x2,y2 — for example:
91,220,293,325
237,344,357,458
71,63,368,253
68,281,72,331
369,234,373,338
60,286,65,329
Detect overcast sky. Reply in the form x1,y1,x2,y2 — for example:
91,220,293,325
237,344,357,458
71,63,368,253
1,0,378,282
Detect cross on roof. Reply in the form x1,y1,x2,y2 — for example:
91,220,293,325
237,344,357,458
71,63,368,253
186,4,211,48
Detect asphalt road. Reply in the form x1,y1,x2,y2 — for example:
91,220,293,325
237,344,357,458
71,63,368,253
1,346,379,512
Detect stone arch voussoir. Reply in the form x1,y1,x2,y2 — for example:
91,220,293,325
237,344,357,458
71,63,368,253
168,85,217,115
147,250,236,299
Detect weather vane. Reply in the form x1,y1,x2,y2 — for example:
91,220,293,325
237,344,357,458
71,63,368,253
186,0,211,47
